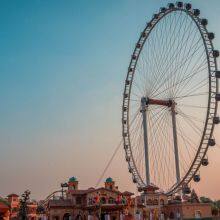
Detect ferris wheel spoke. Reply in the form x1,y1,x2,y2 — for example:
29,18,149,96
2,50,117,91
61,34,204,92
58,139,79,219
162,115,174,188
162,115,198,176
145,40,170,94
178,113,203,137
150,21,198,95
161,116,198,178
178,111,205,126
150,39,204,98
134,127,144,171
130,114,142,134
147,12,184,95
129,118,142,143
136,54,154,95
146,14,182,96
159,12,184,71
130,120,143,164
175,78,209,100
178,110,205,128
170,49,207,97
171,27,201,91
129,108,141,124
165,40,204,95
132,79,145,96
148,110,167,157
173,61,208,98
132,80,146,96
154,113,173,187
173,51,207,97
163,114,198,152
148,110,170,186
172,14,194,95
176,73,208,99
130,99,140,102
130,91,141,98
178,120,198,153
173,49,206,97
177,120,197,172
150,17,170,89
152,63,208,99
175,92,208,100
136,56,152,94
169,18,195,95
144,41,166,94
178,104,207,109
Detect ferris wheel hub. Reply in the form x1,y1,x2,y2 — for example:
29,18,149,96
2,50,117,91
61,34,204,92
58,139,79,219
141,97,175,108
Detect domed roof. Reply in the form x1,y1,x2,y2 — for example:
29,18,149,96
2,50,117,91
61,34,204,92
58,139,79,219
106,177,113,183
69,176,77,182
0,197,10,207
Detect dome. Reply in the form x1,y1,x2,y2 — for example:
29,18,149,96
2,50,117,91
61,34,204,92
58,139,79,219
106,177,113,183
69,176,77,182
0,197,10,207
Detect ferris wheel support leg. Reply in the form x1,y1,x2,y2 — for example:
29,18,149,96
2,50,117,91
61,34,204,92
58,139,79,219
141,97,150,185
171,105,181,185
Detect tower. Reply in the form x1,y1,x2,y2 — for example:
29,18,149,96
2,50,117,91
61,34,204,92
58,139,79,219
68,176,78,190
104,177,116,191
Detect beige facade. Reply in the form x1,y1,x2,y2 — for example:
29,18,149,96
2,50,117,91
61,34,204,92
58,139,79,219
45,178,213,220
164,203,212,219
47,177,133,220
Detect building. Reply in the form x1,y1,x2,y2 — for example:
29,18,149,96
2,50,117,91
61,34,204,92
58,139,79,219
164,203,212,219
134,185,212,219
5,193,38,220
47,177,134,220
1,177,213,220
134,184,168,219
7,194,19,219
0,197,10,220
46,177,213,220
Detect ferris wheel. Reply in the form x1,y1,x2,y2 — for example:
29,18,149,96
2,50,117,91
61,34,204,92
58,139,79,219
122,2,220,195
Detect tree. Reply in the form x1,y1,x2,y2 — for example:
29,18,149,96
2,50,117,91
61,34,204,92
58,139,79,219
190,189,199,203
212,206,219,216
18,190,31,220
200,196,212,203
214,200,220,209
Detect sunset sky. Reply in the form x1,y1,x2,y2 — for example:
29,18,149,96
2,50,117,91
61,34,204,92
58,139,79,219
1,0,220,200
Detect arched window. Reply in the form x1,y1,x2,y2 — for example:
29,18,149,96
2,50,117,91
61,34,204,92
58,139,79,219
0,213,4,220
195,210,202,218
153,199,158,205
160,199,165,205
100,197,106,204
63,213,71,220
169,212,174,219
12,207,18,212
75,214,82,220
108,197,115,204
76,196,82,205
146,199,152,205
